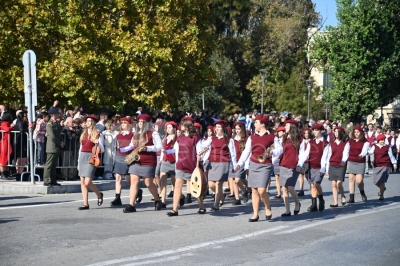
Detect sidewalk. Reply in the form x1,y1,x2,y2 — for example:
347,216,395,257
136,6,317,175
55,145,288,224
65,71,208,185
0,179,129,195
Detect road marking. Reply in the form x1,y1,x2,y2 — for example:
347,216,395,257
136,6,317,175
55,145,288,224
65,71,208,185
275,202,400,234
121,253,194,266
87,202,400,266
86,226,288,266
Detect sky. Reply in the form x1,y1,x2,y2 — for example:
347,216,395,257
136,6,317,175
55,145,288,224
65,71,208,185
312,0,338,28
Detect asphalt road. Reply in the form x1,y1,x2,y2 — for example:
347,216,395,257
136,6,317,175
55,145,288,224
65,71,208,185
1,172,400,266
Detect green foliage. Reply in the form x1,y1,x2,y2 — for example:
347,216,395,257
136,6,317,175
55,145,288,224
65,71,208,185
310,0,400,122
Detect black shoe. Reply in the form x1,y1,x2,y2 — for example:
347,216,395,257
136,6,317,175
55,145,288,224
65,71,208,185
155,200,162,211
347,194,355,203
341,196,347,206
379,196,384,200
360,190,367,202
197,208,206,214
219,194,226,207
294,203,301,215
51,182,61,186
249,216,259,222
281,212,291,217
162,203,167,209
307,198,318,212
330,204,338,208
78,205,89,210
274,194,282,199
185,194,192,204
167,191,174,198
43,183,52,187
232,199,242,206
318,198,325,211
123,205,136,213
97,192,103,206
167,210,178,216
136,189,143,204
179,195,185,207
110,197,122,206
242,192,249,203
266,214,272,220
297,190,304,196
224,188,230,193
210,206,219,211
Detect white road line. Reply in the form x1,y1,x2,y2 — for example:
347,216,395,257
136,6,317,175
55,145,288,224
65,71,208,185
87,202,400,266
86,226,288,266
275,202,400,234
121,253,194,266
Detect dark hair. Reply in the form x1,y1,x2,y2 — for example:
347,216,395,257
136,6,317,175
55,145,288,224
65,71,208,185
334,129,346,142
1,112,12,122
282,124,300,150
350,128,365,141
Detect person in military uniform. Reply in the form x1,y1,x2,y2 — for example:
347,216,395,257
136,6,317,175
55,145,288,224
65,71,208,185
43,106,64,186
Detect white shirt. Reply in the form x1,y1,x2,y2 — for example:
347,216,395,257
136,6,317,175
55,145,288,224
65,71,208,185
201,135,237,166
119,131,162,152
368,144,397,165
302,137,330,173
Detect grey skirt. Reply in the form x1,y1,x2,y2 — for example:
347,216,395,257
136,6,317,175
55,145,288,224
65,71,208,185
78,152,96,178
208,162,229,182
229,164,246,179
273,159,280,176
160,161,176,177
328,166,346,181
175,169,192,181
373,166,390,184
128,164,156,178
248,161,272,188
280,166,299,187
300,162,309,175
113,154,129,175
308,168,324,184
155,156,161,176
346,161,366,175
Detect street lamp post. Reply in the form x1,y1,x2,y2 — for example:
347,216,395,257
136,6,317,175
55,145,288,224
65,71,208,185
202,88,205,110
306,79,313,121
260,69,266,114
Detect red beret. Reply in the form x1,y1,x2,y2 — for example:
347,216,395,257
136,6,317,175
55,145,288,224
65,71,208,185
233,122,245,128
137,114,151,122
284,119,298,127
255,115,268,124
194,122,201,129
376,134,386,142
120,117,132,124
353,126,363,132
335,126,346,134
84,115,99,123
277,126,286,132
165,121,178,128
311,124,324,131
207,125,215,130
154,121,164,126
214,120,228,127
180,116,194,123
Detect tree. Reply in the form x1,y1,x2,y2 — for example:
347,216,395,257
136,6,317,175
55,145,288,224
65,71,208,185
310,0,400,122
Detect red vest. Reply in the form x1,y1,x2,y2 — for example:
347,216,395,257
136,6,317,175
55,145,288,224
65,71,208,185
280,138,299,169
374,145,391,167
136,131,157,166
234,138,247,160
176,134,201,173
330,141,347,167
209,136,231,163
117,132,133,156
250,133,275,164
348,139,366,163
162,139,176,163
366,131,375,145
308,139,329,169
81,137,95,153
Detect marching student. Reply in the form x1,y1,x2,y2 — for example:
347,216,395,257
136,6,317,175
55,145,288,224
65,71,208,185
235,115,282,222
202,120,237,211
110,117,133,206
77,115,104,210
297,128,312,196
159,121,178,208
122,114,162,213
346,126,369,203
167,116,204,216
368,134,397,200
326,127,350,207
365,124,375,174
303,124,329,212
279,119,308,217
273,126,285,199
